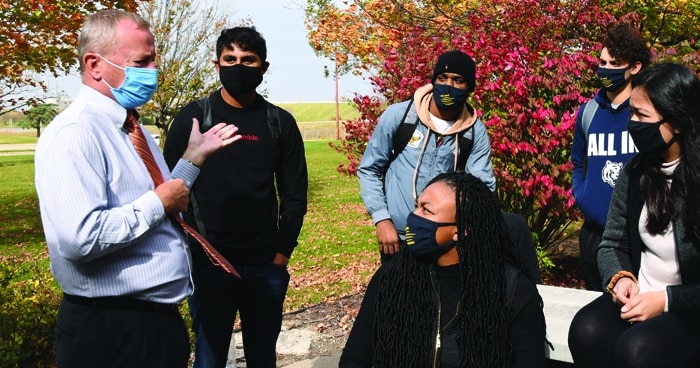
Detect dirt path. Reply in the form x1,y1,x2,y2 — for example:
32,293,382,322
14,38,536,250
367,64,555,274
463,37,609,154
0,143,35,155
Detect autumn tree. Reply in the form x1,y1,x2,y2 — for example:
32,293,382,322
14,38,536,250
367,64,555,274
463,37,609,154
136,0,233,145
599,0,700,69
0,0,138,115
306,0,618,256
18,102,58,137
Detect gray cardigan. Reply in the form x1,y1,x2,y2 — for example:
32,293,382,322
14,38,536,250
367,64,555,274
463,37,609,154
598,158,700,312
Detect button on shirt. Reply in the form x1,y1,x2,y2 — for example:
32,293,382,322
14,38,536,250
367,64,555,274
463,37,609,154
35,85,199,304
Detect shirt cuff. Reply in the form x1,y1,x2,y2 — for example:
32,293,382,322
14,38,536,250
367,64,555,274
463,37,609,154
371,208,391,226
171,158,201,189
664,288,669,312
134,190,166,226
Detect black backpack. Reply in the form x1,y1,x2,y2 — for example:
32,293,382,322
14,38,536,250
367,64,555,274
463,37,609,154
386,98,474,173
196,96,282,152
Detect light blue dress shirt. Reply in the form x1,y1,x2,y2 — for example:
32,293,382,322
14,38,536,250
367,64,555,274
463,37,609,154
35,85,199,304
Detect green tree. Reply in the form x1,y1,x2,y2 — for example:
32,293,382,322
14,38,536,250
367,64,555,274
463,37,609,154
18,103,57,137
306,0,612,256
306,0,699,257
600,0,700,68
0,0,139,115
138,0,231,146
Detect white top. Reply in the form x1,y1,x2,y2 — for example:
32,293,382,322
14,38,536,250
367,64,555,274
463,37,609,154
429,113,456,134
637,158,681,310
35,85,198,303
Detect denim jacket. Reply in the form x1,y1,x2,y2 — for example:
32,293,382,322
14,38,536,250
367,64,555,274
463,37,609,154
357,84,495,235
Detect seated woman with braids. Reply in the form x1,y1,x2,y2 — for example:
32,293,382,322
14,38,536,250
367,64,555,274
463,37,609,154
339,172,545,367
568,62,700,368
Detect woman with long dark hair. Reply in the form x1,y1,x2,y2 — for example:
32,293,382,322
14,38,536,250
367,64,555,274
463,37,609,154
568,62,700,367
340,172,545,367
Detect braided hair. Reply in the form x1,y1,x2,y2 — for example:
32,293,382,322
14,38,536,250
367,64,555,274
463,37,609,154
372,172,530,367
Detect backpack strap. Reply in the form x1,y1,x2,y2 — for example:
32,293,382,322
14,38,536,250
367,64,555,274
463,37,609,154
189,97,213,237
195,97,213,131
387,98,418,167
581,99,599,136
266,101,282,153
386,98,476,173
196,97,281,149
456,126,474,169
580,99,599,179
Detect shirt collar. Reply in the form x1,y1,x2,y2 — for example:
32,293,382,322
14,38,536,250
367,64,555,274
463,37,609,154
77,84,130,131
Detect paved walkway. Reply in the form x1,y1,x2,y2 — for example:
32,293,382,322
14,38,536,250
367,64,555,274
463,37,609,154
228,326,342,368
0,143,36,154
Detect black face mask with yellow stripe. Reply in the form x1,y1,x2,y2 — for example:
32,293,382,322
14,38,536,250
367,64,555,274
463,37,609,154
433,83,468,111
405,212,456,261
597,65,632,92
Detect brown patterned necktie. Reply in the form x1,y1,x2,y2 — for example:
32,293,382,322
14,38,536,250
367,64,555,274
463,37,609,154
124,109,240,278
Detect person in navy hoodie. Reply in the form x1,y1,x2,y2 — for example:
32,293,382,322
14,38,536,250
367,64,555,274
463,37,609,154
569,62,700,368
571,23,651,291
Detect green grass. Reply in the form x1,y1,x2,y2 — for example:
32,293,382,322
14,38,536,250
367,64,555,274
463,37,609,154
287,142,377,306
277,101,360,123
298,141,372,269
0,131,38,144
0,141,377,310
0,155,45,256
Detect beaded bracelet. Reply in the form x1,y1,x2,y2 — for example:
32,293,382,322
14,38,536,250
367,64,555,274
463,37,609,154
606,270,637,294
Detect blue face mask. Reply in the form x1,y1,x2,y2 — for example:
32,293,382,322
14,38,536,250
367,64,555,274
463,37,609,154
405,212,456,258
432,83,468,111
99,54,158,109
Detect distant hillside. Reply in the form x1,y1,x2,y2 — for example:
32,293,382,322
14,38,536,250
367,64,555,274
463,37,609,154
0,101,364,142
277,102,360,123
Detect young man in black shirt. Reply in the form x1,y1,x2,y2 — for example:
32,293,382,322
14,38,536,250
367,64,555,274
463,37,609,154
163,26,308,368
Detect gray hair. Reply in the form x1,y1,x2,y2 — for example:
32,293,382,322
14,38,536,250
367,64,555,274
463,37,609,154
78,9,151,72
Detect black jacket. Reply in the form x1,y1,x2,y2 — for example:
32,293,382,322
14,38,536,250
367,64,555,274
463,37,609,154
598,157,700,312
163,91,308,265
339,262,546,367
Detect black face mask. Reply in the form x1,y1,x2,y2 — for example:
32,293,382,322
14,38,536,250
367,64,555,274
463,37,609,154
597,66,631,92
219,64,263,95
627,119,675,156
433,83,468,111
405,212,456,262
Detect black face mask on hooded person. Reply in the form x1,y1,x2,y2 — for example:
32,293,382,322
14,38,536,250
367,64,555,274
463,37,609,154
432,83,469,111
219,64,263,95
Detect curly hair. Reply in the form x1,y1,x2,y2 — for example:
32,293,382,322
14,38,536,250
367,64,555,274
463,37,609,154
372,172,534,367
602,23,652,68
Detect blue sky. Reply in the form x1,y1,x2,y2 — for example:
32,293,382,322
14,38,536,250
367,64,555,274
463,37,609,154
47,0,374,103
232,0,374,102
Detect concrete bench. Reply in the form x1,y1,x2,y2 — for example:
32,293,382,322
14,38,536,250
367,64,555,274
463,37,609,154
537,284,602,363
229,285,602,367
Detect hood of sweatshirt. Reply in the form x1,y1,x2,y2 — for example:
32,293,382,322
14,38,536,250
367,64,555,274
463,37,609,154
413,84,478,134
